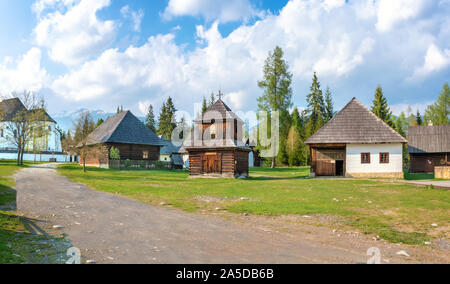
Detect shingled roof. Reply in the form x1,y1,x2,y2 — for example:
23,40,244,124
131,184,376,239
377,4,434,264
86,111,163,146
195,99,242,123
305,98,407,144
159,136,181,155
408,125,450,153
0,98,56,123
0,98,27,121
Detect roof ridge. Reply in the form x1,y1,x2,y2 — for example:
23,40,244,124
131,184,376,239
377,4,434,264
307,97,358,140
352,98,406,142
306,97,407,144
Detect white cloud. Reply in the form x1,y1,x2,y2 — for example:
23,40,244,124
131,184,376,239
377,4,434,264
321,0,346,12
162,0,262,23
390,102,433,116
51,34,185,102
44,0,450,116
409,44,450,80
376,0,428,32
34,0,115,66
121,5,144,32
0,48,48,95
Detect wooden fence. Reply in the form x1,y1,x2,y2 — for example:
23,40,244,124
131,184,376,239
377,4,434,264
435,166,450,179
109,160,172,171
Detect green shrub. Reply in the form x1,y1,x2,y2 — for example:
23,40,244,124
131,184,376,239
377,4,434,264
110,147,120,160
124,159,131,168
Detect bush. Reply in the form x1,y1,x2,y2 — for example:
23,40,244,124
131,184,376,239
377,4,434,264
124,159,131,168
110,147,120,160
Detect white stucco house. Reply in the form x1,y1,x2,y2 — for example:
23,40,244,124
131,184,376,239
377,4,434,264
305,97,407,178
0,98,68,162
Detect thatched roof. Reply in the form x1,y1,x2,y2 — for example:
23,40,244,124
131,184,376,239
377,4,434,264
305,98,407,144
0,98,56,123
194,99,242,123
86,111,163,146
408,125,450,153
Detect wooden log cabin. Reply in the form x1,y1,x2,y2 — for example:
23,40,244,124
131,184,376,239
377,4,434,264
184,96,251,178
408,125,450,173
81,111,163,168
305,98,407,178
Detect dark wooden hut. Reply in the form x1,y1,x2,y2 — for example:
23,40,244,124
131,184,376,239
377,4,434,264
81,111,163,168
408,125,450,173
184,97,251,178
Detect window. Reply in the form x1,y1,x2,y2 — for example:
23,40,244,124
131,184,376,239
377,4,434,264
210,124,216,139
143,151,149,159
380,152,390,164
361,153,371,164
0,128,3,138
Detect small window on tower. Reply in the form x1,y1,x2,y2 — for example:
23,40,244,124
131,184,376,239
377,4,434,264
210,124,216,139
0,128,3,138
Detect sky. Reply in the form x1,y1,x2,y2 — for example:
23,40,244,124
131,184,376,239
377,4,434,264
0,0,449,127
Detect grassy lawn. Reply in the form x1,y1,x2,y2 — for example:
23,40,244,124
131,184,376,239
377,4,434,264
58,164,449,245
0,160,70,264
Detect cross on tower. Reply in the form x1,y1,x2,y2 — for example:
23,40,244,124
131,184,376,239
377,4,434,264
217,90,223,100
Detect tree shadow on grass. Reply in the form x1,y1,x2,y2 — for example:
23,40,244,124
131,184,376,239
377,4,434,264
248,176,308,181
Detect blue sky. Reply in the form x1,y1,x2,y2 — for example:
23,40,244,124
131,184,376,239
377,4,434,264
0,0,449,126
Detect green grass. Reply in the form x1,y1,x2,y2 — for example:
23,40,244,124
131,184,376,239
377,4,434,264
58,164,450,245
0,160,70,264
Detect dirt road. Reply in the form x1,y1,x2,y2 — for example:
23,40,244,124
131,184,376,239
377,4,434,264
14,164,448,264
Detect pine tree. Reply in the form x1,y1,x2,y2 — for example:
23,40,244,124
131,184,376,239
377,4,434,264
324,87,334,122
158,97,177,140
96,119,104,128
395,112,407,137
257,46,293,168
424,83,450,125
201,97,208,114
416,110,423,126
291,107,301,133
209,92,216,107
145,104,157,133
371,86,394,127
157,102,167,137
305,72,325,138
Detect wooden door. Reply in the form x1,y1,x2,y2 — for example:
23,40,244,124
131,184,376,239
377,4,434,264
202,153,222,174
317,160,336,176
425,158,434,173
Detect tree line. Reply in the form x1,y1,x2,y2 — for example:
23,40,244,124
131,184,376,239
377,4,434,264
256,46,450,168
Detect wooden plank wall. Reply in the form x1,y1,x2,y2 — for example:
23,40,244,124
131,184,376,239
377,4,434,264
107,143,160,161
234,150,249,176
410,153,448,173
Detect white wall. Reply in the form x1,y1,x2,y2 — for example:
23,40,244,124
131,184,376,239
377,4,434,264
249,151,254,168
0,153,70,162
346,143,403,174
160,154,171,162
0,121,62,152
183,154,189,168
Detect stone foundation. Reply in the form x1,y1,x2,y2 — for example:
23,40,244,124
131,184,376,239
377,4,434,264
346,172,404,179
